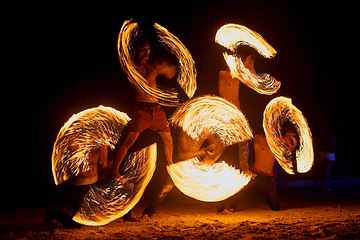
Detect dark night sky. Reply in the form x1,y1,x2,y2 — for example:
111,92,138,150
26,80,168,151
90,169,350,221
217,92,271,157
4,1,358,208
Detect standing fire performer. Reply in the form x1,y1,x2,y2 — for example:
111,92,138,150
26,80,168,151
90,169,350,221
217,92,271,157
217,45,258,213
113,34,178,221
111,36,177,180
218,44,259,177
223,122,298,212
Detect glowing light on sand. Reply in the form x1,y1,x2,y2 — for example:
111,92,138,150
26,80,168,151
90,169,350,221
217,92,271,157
263,97,313,174
52,106,157,225
167,158,251,202
215,24,280,95
73,143,157,226
118,19,197,106
168,96,253,201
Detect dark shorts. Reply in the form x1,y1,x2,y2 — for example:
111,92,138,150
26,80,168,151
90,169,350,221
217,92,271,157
128,102,171,133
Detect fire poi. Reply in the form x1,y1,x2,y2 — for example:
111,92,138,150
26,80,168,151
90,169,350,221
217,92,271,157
168,96,253,201
215,23,281,95
117,18,197,107
263,97,314,174
52,106,157,226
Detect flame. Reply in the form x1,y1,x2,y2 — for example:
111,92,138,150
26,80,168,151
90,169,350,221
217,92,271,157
263,97,314,174
215,24,280,95
117,19,197,106
52,106,130,185
73,143,157,226
168,96,253,201
52,106,157,226
167,158,251,202
170,95,253,146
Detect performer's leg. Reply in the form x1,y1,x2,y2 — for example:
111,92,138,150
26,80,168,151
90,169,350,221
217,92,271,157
229,178,255,211
44,208,82,229
158,131,173,165
261,176,280,211
112,132,140,178
142,173,174,218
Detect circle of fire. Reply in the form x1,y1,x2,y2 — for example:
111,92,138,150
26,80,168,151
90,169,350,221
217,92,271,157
117,19,197,106
215,24,281,95
167,96,253,202
52,106,157,226
263,97,314,174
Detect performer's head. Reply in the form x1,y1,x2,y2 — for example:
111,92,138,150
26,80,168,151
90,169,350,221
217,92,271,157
133,35,150,65
281,121,299,153
149,48,179,79
235,44,258,72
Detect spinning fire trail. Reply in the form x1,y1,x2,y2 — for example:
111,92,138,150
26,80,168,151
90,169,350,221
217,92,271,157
117,19,197,107
263,97,314,174
52,106,157,226
168,96,253,202
215,24,281,95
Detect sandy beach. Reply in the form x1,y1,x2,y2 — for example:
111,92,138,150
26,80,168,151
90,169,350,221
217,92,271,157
1,178,359,239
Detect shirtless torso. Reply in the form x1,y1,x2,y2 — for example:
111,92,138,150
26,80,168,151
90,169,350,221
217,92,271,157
252,134,276,175
218,69,240,108
72,146,110,185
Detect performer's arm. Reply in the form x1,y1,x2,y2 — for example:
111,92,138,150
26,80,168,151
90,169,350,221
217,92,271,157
239,140,256,179
177,131,213,160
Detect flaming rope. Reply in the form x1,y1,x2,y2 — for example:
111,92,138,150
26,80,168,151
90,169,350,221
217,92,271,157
52,106,157,225
215,24,281,95
117,19,197,106
263,97,313,174
168,96,253,201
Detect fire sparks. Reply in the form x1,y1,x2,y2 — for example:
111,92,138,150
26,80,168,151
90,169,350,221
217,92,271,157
73,143,157,226
52,106,157,226
215,24,280,95
117,19,197,106
263,97,314,174
168,96,253,201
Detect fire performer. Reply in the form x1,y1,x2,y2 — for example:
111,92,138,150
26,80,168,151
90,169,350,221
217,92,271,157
140,129,226,220
112,34,178,221
45,146,110,228
217,45,257,213
223,122,298,212
111,36,177,180
218,44,259,178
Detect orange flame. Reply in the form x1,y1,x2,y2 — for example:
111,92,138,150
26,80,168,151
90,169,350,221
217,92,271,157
52,106,130,185
170,96,253,146
167,158,251,202
263,97,314,174
52,106,157,226
117,19,196,106
215,24,280,95
168,96,253,201
73,143,157,226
